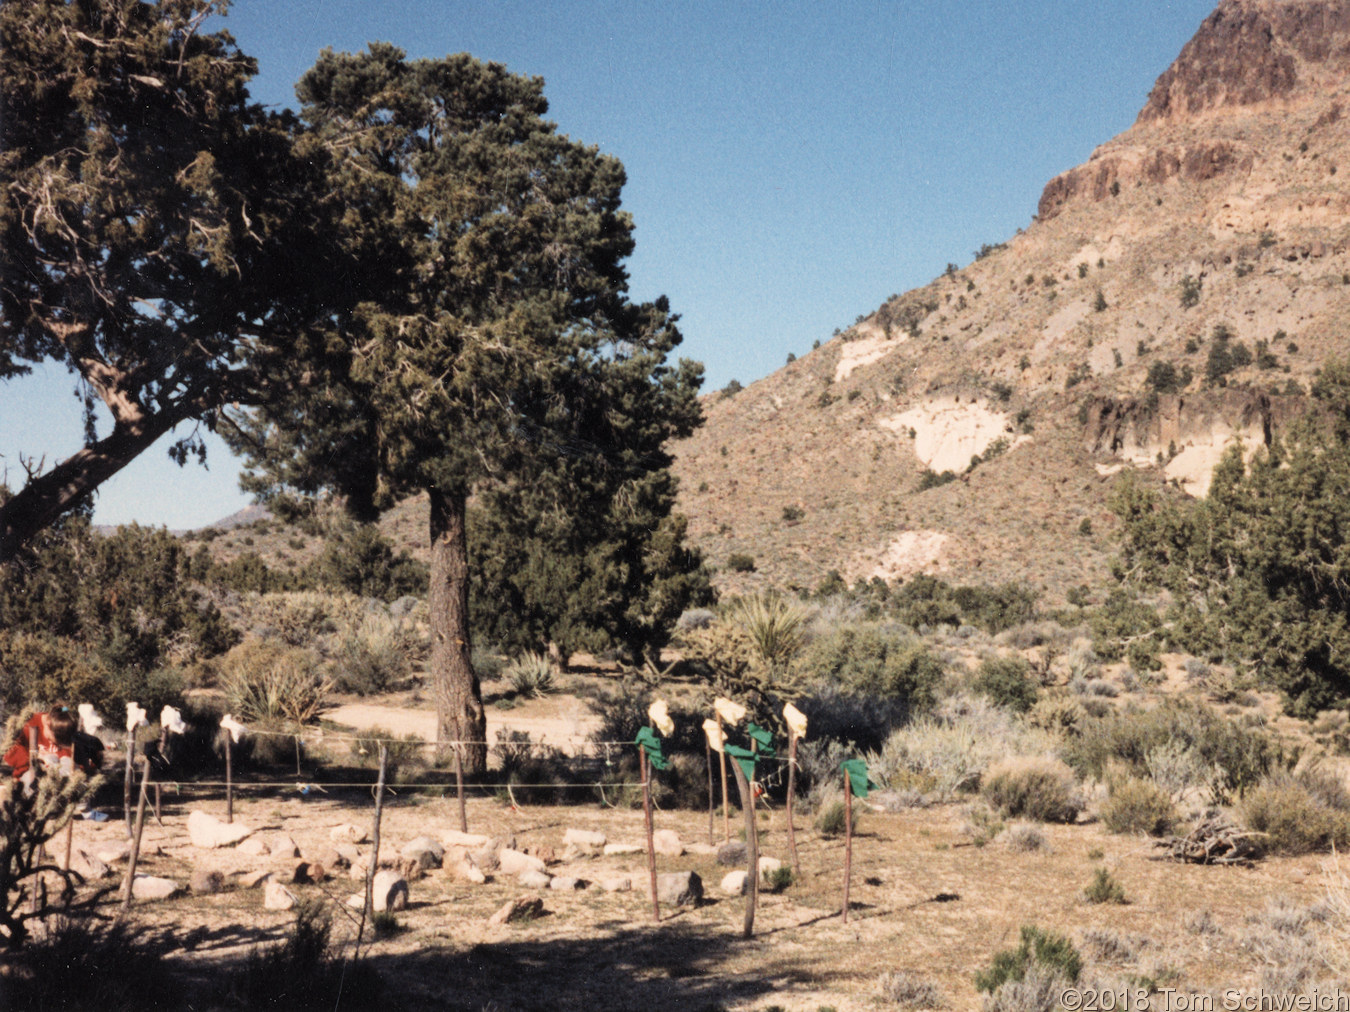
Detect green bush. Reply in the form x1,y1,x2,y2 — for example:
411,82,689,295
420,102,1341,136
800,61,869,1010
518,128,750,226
331,613,416,695
981,757,1081,823
974,924,1082,993
1084,867,1127,904
1100,775,1177,836
972,656,1038,713
815,799,855,837
218,639,332,726
725,553,756,573
1241,774,1350,854
799,625,945,714
504,652,557,698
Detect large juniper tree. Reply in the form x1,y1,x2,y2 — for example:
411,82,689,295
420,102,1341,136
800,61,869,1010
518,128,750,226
227,46,704,771
0,0,337,560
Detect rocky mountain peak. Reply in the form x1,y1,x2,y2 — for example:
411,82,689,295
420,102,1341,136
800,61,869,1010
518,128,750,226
1138,0,1350,125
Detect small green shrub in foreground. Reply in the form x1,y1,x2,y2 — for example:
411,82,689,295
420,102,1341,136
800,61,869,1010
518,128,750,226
1084,867,1127,904
972,655,1038,713
1100,775,1177,836
974,924,1082,993
815,799,855,837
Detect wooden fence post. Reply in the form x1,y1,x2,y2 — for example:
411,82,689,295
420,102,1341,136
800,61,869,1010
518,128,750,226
730,757,759,939
640,748,660,922
842,768,853,924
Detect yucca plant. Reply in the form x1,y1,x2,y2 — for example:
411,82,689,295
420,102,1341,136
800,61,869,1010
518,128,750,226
505,652,556,699
219,639,333,726
732,593,810,672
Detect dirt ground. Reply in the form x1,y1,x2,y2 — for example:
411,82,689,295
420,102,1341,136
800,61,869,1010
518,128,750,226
47,689,1346,1012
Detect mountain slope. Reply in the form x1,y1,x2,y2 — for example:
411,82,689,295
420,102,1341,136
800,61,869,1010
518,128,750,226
672,0,1350,600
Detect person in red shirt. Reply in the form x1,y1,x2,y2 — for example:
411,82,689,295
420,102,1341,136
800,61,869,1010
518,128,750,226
4,705,86,783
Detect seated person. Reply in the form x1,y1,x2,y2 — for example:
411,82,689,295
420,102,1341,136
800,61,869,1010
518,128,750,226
4,706,98,783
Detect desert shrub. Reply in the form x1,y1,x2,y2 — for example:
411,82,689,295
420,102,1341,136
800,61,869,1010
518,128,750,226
493,730,586,805
235,591,367,652
796,684,909,755
1080,929,1145,963
313,522,427,602
1027,696,1087,736
1178,274,1201,308
1242,774,1350,854
1084,867,1127,904
1061,698,1291,803
972,656,1038,713
332,612,416,695
764,865,794,892
1004,823,1048,853
725,553,756,573
733,593,811,671
981,757,1081,823
0,630,109,717
676,608,717,631
5,915,181,1009
799,624,945,714
234,900,381,1009
1146,360,1190,395
1100,776,1176,836
878,971,944,1008
974,924,1082,993
963,802,1006,847
505,652,557,698
347,726,427,775
814,798,855,837
982,966,1065,1012
218,639,332,726
795,737,855,807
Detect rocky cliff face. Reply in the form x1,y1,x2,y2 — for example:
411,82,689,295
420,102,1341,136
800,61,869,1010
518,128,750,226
674,0,1350,598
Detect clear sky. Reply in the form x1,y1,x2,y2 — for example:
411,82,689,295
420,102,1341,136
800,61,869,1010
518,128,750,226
0,0,1218,529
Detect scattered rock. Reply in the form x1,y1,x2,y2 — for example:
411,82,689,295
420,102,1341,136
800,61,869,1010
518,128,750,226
236,837,269,857
131,875,180,901
264,881,297,911
239,869,273,889
400,836,445,869
398,857,427,883
469,842,502,872
717,841,748,866
758,856,783,877
314,847,347,870
656,870,702,907
371,869,409,912
602,843,642,856
332,843,362,866
599,876,632,893
488,896,543,926
441,829,490,848
186,811,254,850
190,869,226,894
68,849,111,881
268,834,300,858
95,841,132,865
652,830,683,856
527,844,557,864
518,869,552,889
498,848,546,876
720,870,748,896
330,823,369,845
452,859,487,884
548,876,584,891
291,861,327,885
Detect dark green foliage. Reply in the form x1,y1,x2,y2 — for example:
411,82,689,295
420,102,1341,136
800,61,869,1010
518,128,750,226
0,0,339,560
1241,770,1350,854
1093,290,1108,312
972,656,1038,713
314,523,426,602
1146,360,1192,395
1178,274,1202,308
1100,777,1177,836
974,925,1082,993
1088,588,1162,670
916,469,958,490
1111,367,1350,715
726,553,757,573
974,242,1007,260
1205,326,1252,384
799,625,944,715
1065,362,1092,388
4,916,181,1008
722,379,744,397
235,900,381,1009
781,505,805,523
1061,698,1291,802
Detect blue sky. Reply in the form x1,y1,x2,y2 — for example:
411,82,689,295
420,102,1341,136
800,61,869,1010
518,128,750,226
0,0,1217,529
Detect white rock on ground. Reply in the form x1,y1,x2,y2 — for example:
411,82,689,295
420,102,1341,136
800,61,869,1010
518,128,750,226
758,856,783,876
720,870,748,896
236,837,268,857
562,828,606,855
656,870,702,907
399,836,444,870
264,881,297,910
330,823,369,844
95,841,132,865
599,876,632,893
69,849,111,881
371,869,409,911
602,843,642,856
268,833,300,858
548,876,584,891
130,875,180,901
441,829,489,848
518,869,551,889
497,848,545,876
186,810,254,849
652,829,683,856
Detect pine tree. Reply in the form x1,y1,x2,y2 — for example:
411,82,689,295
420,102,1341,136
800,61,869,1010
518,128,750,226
227,48,704,771
0,1,340,559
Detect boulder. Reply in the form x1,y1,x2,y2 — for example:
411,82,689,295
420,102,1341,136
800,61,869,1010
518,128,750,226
685,842,717,856
330,823,369,845
451,859,487,884
236,837,269,857
469,841,502,872
758,856,783,877
720,870,749,896
332,843,362,866
190,869,226,895
548,876,585,891
130,875,179,901
716,841,748,866
497,848,545,876
652,829,683,857
95,841,132,865
314,847,347,870
186,811,254,850
264,881,297,911
487,896,543,926
527,844,557,864
656,870,702,907
68,849,111,881
268,834,300,858
518,869,552,889
599,876,632,893
371,869,409,912
400,836,444,871
348,855,370,881
602,843,642,856
239,869,273,889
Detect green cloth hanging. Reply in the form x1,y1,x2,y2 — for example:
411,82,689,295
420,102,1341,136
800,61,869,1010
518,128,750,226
840,758,875,799
634,726,670,771
745,722,776,756
723,743,758,782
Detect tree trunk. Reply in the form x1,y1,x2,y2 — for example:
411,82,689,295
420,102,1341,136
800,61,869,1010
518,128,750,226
0,413,180,562
428,485,487,774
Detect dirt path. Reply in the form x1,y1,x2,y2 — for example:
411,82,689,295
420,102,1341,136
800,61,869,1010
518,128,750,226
325,695,601,751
